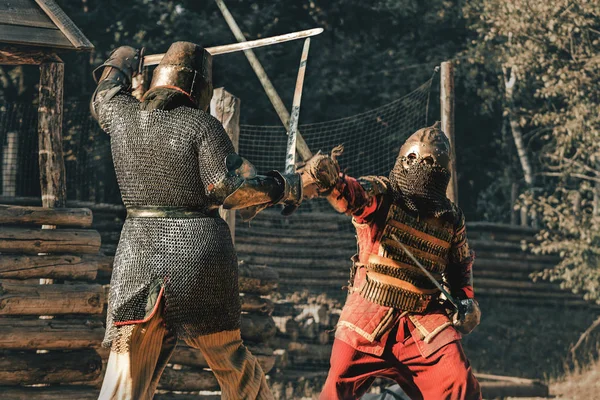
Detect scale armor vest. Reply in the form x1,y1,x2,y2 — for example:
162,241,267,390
96,93,241,348
358,177,462,313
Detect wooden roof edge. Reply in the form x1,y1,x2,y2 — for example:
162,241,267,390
34,0,94,51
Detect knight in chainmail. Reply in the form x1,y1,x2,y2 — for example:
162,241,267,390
302,123,482,400
91,43,301,400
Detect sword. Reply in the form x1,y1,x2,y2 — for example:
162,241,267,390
285,38,310,175
396,241,461,311
143,28,323,66
281,38,311,216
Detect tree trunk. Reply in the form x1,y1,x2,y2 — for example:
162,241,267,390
503,66,534,186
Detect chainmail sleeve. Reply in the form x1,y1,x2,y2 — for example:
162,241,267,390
96,92,140,135
193,112,238,202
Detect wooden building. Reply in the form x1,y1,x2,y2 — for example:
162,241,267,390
0,0,93,208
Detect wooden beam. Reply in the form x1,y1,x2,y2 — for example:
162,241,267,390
0,205,92,227
34,0,94,50
38,59,66,208
215,0,313,161
0,254,110,280
0,0,57,29
0,349,102,386
0,228,101,254
0,24,72,50
0,282,105,315
0,317,104,350
211,88,240,242
440,61,458,204
0,386,98,400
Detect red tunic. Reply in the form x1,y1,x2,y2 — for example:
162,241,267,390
330,176,474,358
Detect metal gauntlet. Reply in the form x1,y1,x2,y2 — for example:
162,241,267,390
210,154,302,220
90,46,142,120
221,171,302,210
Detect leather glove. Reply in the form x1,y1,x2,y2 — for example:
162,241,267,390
452,298,481,335
93,46,143,87
298,145,344,199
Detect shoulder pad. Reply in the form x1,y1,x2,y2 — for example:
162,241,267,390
357,176,390,197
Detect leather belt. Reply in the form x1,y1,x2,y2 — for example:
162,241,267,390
126,206,215,219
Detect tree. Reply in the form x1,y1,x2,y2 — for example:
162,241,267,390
465,0,600,302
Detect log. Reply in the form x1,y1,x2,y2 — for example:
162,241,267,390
0,386,98,399
238,263,279,295
480,380,549,398
0,349,103,385
0,228,101,254
170,343,276,373
441,61,458,204
211,88,240,241
38,60,66,209
0,318,104,350
158,366,220,392
273,316,299,341
0,282,105,315
241,313,277,343
0,45,63,65
240,294,274,315
0,205,92,227
0,254,111,280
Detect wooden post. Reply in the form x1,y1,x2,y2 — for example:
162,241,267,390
440,61,458,204
210,88,240,242
38,60,66,209
38,59,66,293
2,131,18,196
510,182,518,226
214,0,313,162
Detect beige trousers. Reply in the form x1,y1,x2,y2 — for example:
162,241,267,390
98,302,273,400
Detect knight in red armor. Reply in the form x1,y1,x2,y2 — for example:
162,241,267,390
302,122,482,400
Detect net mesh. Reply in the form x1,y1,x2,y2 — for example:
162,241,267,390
0,79,432,299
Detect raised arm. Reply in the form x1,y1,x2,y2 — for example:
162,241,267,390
90,46,142,128
196,115,303,219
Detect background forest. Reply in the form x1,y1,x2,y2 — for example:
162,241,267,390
1,0,600,382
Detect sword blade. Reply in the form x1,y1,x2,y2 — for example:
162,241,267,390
143,28,323,66
285,38,311,175
396,241,460,310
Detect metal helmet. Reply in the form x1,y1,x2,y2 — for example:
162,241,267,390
398,121,450,171
144,41,213,111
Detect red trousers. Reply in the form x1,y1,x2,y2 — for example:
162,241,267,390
320,325,481,400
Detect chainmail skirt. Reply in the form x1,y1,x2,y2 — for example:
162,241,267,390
103,216,240,348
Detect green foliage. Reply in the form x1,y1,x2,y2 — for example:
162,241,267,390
465,0,600,301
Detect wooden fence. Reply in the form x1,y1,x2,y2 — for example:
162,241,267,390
0,203,279,398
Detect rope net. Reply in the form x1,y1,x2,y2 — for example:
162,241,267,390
0,78,432,296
